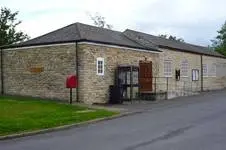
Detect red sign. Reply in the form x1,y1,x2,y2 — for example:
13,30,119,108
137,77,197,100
66,75,77,88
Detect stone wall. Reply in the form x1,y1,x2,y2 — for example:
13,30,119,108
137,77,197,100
1,42,226,104
158,48,226,98
203,55,226,91
77,43,160,104
158,48,202,98
2,44,77,102
77,44,226,103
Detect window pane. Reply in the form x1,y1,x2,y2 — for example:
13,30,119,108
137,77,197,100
181,59,188,76
97,58,104,75
164,60,172,77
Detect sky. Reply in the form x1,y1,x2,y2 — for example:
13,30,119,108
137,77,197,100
1,0,226,46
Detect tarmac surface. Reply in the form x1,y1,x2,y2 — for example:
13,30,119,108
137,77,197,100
1,90,226,150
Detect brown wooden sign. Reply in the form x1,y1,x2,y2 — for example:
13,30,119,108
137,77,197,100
29,67,44,73
139,61,152,92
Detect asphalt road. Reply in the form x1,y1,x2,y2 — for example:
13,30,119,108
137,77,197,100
1,90,226,150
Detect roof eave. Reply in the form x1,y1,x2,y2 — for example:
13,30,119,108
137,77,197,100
76,39,161,52
1,39,161,53
159,45,226,59
0,40,77,49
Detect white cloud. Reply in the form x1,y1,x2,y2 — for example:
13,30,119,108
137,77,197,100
2,0,226,46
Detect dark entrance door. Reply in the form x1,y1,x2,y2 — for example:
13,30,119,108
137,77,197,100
139,61,153,93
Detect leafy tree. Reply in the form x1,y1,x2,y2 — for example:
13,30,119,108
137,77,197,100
159,34,168,39
0,7,29,47
88,12,113,29
159,34,184,42
211,21,226,56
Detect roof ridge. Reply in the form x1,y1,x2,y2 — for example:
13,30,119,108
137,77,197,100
75,23,82,39
3,22,224,58
125,29,209,49
124,29,225,58
77,22,128,37
122,31,158,50
76,22,123,34
22,23,78,43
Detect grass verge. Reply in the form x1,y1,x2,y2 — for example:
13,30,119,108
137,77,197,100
0,96,118,136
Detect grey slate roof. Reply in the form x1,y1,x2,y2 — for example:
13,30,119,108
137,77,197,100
123,29,224,58
16,23,80,45
6,23,159,52
2,22,224,58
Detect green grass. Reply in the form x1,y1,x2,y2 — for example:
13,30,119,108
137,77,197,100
0,96,118,136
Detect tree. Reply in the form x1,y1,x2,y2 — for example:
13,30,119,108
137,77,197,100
159,34,184,42
88,12,113,29
0,7,29,47
211,21,226,56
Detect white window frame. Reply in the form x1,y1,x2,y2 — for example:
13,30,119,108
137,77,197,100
164,59,173,77
202,64,208,77
96,57,104,76
192,69,199,81
181,59,189,77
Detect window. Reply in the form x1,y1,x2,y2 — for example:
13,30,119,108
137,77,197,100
202,64,208,77
181,59,189,77
96,57,104,76
164,60,172,77
192,69,199,81
209,63,216,77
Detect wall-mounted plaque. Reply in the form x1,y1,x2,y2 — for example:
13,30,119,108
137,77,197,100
29,67,44,73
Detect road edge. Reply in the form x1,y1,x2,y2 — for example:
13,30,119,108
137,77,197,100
0,111,142,141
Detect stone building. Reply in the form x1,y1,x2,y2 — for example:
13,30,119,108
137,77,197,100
1,22,226,104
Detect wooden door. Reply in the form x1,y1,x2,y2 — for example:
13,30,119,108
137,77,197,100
139,61,153,92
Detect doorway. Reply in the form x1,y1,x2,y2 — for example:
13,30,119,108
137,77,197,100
139,60,153,93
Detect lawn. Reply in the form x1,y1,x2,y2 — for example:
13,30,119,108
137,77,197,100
0,96,118,136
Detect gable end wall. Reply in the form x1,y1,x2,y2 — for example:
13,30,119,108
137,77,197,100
2,44,77,102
